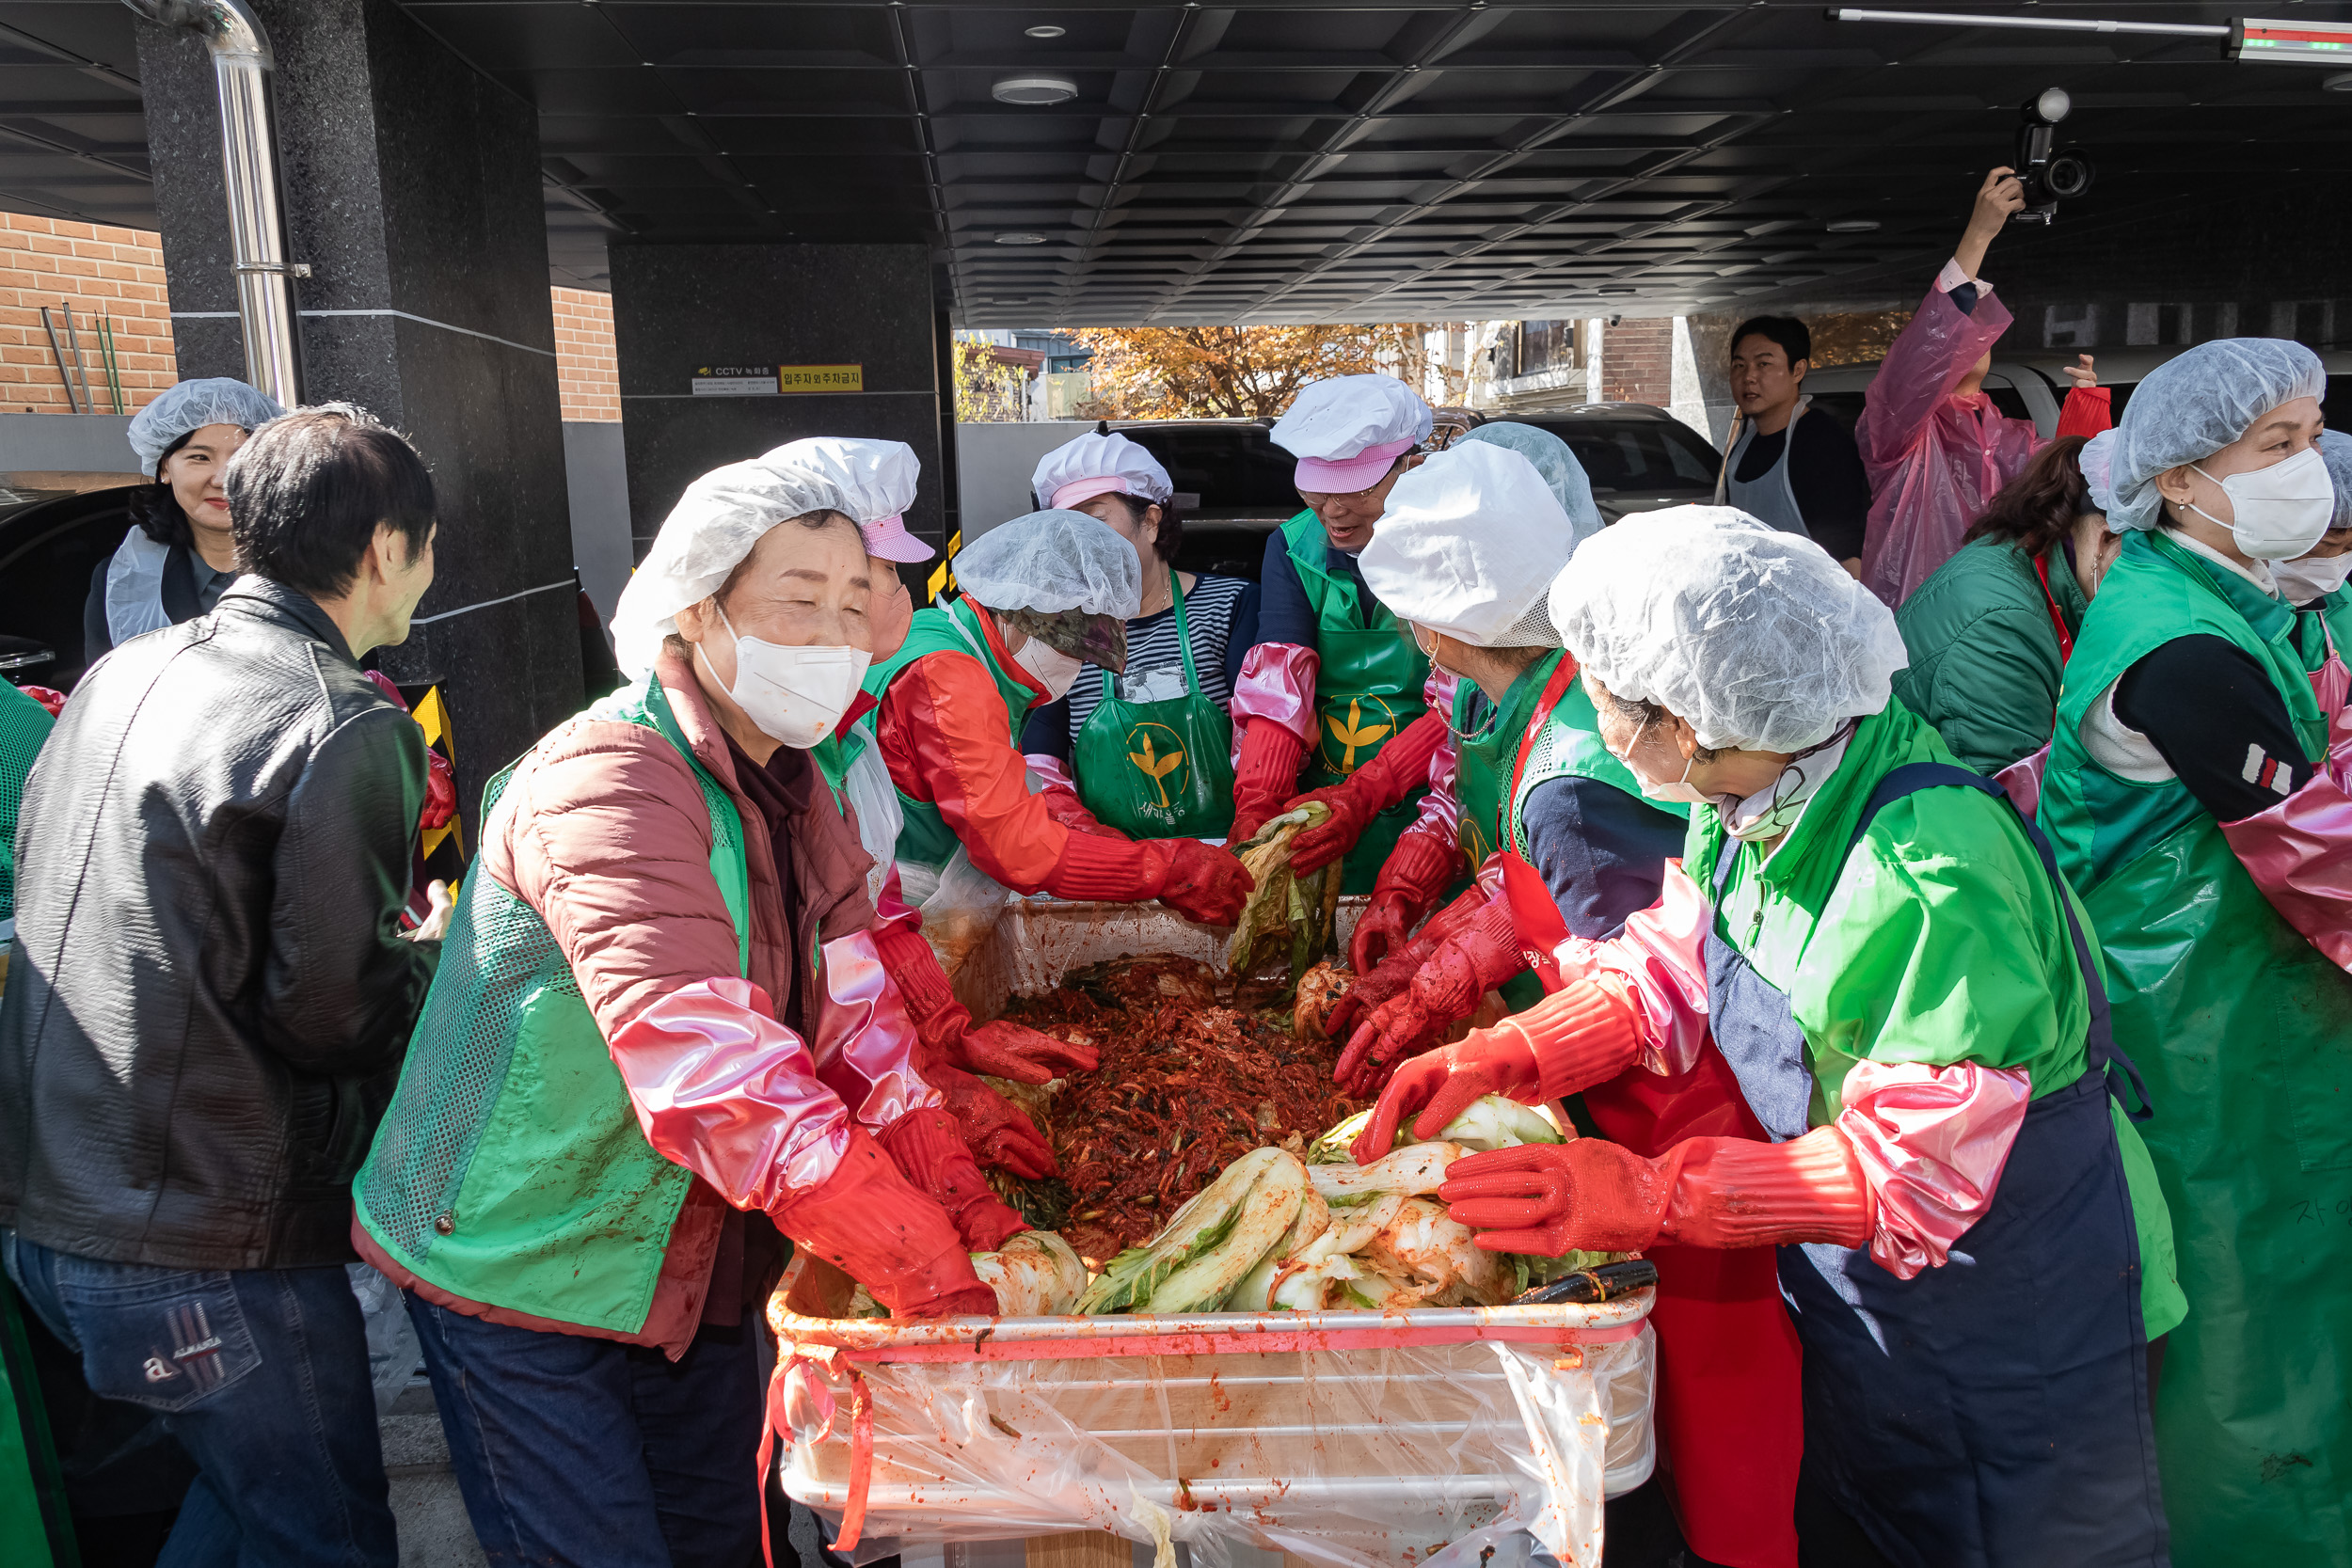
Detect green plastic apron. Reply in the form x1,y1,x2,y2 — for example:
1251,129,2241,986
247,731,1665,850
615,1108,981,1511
1072,572,1236,840
1281,513,1430,894
1450,651,1566,1012
2042,531,2352,1565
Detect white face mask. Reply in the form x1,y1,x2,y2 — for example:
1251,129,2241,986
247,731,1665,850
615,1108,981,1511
2272,549,2352,605
2187,446,2336,562
1610,716,1717,806
699,606,870,749
1013,638,1084,701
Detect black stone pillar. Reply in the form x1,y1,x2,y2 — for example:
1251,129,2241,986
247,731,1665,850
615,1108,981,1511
135,0,581,815
608,244,946,595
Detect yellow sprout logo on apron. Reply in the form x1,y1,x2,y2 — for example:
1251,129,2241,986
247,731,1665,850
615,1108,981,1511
1321,695,1399,776
1124,721,1189,808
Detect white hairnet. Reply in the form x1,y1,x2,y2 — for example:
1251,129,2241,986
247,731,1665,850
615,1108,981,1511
1359,442,1570,648
127,378,283,476
1031,431,1173,510
2105,339,2328,532
1454,421,1604,549
610,451,857,677
1549,505,1908,753
771,436,916,524
2078,429,2117,516
2322,429,2352,530
952,510,1142,619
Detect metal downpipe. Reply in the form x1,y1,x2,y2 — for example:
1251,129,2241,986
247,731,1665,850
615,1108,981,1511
123,0,304,404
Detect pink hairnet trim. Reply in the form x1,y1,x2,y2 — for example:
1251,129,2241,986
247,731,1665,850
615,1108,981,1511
812,929,946,1131
1025,753,1078,797
1994,744,2048,821
1836,1058,2032,1279
1229,641,1321,751
1549,861,1712,1076
1416,664,1464,839
608,977,853,1212
1049,476,1133,511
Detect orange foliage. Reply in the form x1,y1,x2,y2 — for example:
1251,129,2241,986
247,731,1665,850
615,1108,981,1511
1069,325,1465,420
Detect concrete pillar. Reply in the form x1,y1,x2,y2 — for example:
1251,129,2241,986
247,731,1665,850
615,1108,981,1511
608,244,948,594
133,0,582,812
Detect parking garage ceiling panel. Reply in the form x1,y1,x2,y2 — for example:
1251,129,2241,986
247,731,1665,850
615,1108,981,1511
1,3,2344,324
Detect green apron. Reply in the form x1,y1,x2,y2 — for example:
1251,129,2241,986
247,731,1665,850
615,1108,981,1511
860,599,1042,870
2041,530,2351,1564
1281,513,1430,894
1072,572,1235,840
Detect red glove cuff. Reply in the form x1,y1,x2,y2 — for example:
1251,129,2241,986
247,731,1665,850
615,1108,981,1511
1232,721,1308,814
880,1107,1030,1253
1373,825,1466,908
1662,1127,1874,1251
872,922,970,1050
769,1126,985,1316
1488,974,1643,1101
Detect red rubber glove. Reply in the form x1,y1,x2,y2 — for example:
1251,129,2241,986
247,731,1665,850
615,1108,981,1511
1327,883,1489,1054
1285,709,1446,874
1229,720,1307,846
1335,901,1526,1097
20,685,65,719
421,749,457,831
1438,1127,1874,1256
957,1021,1099,1085
1352,828,1465,974
1036,780,1125,839
1158,837,1255,927
879,1106,1031,1253
1351,974,1641,1161
921,1053,1060,1180
872,923,1098,1085
769,1127,999,1318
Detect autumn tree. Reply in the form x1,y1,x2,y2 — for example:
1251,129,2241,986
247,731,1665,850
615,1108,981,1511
1069,325,1465,420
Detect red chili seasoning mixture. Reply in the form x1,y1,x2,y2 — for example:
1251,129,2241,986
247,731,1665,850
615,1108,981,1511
997,955,1360,1263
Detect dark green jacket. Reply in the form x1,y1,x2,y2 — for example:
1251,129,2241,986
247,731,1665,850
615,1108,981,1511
1891,536,2087,773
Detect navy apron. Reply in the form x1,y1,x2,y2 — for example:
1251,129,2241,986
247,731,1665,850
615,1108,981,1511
1705,763,2168,1568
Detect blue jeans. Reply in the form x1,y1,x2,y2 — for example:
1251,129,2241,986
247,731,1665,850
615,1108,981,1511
1,1230,396,1568
407,1295,765,1568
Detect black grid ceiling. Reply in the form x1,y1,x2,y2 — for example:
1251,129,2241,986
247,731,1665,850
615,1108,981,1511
4,3,2348,326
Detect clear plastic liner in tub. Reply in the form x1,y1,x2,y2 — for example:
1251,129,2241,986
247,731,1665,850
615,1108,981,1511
768,1270,1655,1568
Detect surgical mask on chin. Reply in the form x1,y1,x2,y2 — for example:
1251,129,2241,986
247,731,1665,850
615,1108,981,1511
2188,446,2336,561
1609,718,1718,807
1013,638,1084,701
2272,549,2352,605
700,607,870,749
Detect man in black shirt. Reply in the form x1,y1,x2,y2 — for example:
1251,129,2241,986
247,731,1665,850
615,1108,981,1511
1720,316,1872,572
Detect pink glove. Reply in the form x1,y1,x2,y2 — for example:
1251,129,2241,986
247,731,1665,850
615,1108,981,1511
920,1053,1060,1180
879,1106,1031,1253
1158,837,1255,926
1229,720,1307,846
1351,974,1641,1160
1438,1127,1875,1256
1335,901,1526,1097
769,1126,1000,1318
1352,827,1465,974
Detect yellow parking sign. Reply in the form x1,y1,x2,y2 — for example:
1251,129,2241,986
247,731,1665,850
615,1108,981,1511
777,364,865,393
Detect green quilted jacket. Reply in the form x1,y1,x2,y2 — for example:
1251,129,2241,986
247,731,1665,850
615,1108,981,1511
1892,535,2088,774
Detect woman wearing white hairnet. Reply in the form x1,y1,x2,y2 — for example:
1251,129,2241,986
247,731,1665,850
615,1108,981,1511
1017,431,1263,841
1343,455,1802,1568
82,378,283,669
1360,507,2179,1565
2040,341,2352,1563
859,509,1254,925
352,449,1022,1567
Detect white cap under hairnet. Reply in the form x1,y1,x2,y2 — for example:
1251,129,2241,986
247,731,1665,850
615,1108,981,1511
2320,429,2352,531
610,451,857,677
770,436,933,562
1031,431,1172,512
1359,442,1570,648
1549,505,1908,753
2105,339,2327,533
127,378,283,476
1270,375,1434,492
2078,429,2117,516
952,510,1142,619
1454,421,1604,549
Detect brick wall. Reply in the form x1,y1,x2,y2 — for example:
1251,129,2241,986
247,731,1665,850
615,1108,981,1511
0,213,176,414
552,285,619,421
1598,316,1673,406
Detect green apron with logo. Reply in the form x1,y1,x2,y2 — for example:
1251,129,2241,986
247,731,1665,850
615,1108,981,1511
1072,572,1235,840
2041,530,2351,1565
860,598,1042,871
1282,512,1429,894
355,675,752,1334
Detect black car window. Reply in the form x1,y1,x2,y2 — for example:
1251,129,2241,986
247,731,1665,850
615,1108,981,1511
1120,427,1299,515
1518,418,1718,492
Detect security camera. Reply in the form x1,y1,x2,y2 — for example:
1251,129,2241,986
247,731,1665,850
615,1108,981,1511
2011,87,2094,225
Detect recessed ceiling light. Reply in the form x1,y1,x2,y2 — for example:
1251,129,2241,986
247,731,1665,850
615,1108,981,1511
993,74,1078,105
1025,25,1067,40
993,232,1049,245
1827,218,1881,233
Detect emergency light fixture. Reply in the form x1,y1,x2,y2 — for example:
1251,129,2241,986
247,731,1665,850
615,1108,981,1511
1829,9,2352,65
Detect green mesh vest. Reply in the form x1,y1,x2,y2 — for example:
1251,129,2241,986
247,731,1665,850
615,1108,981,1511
355,676,750,1335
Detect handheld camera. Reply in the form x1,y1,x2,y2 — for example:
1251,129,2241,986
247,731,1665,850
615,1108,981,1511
2011,87,2094,225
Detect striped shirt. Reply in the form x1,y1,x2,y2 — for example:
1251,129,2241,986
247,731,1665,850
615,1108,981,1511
1020,572,1262,762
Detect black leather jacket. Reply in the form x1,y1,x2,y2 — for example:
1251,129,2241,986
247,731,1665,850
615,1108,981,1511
0,580,438,1270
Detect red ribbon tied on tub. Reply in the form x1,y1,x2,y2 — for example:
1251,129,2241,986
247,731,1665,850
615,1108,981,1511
760,1342,877,1563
